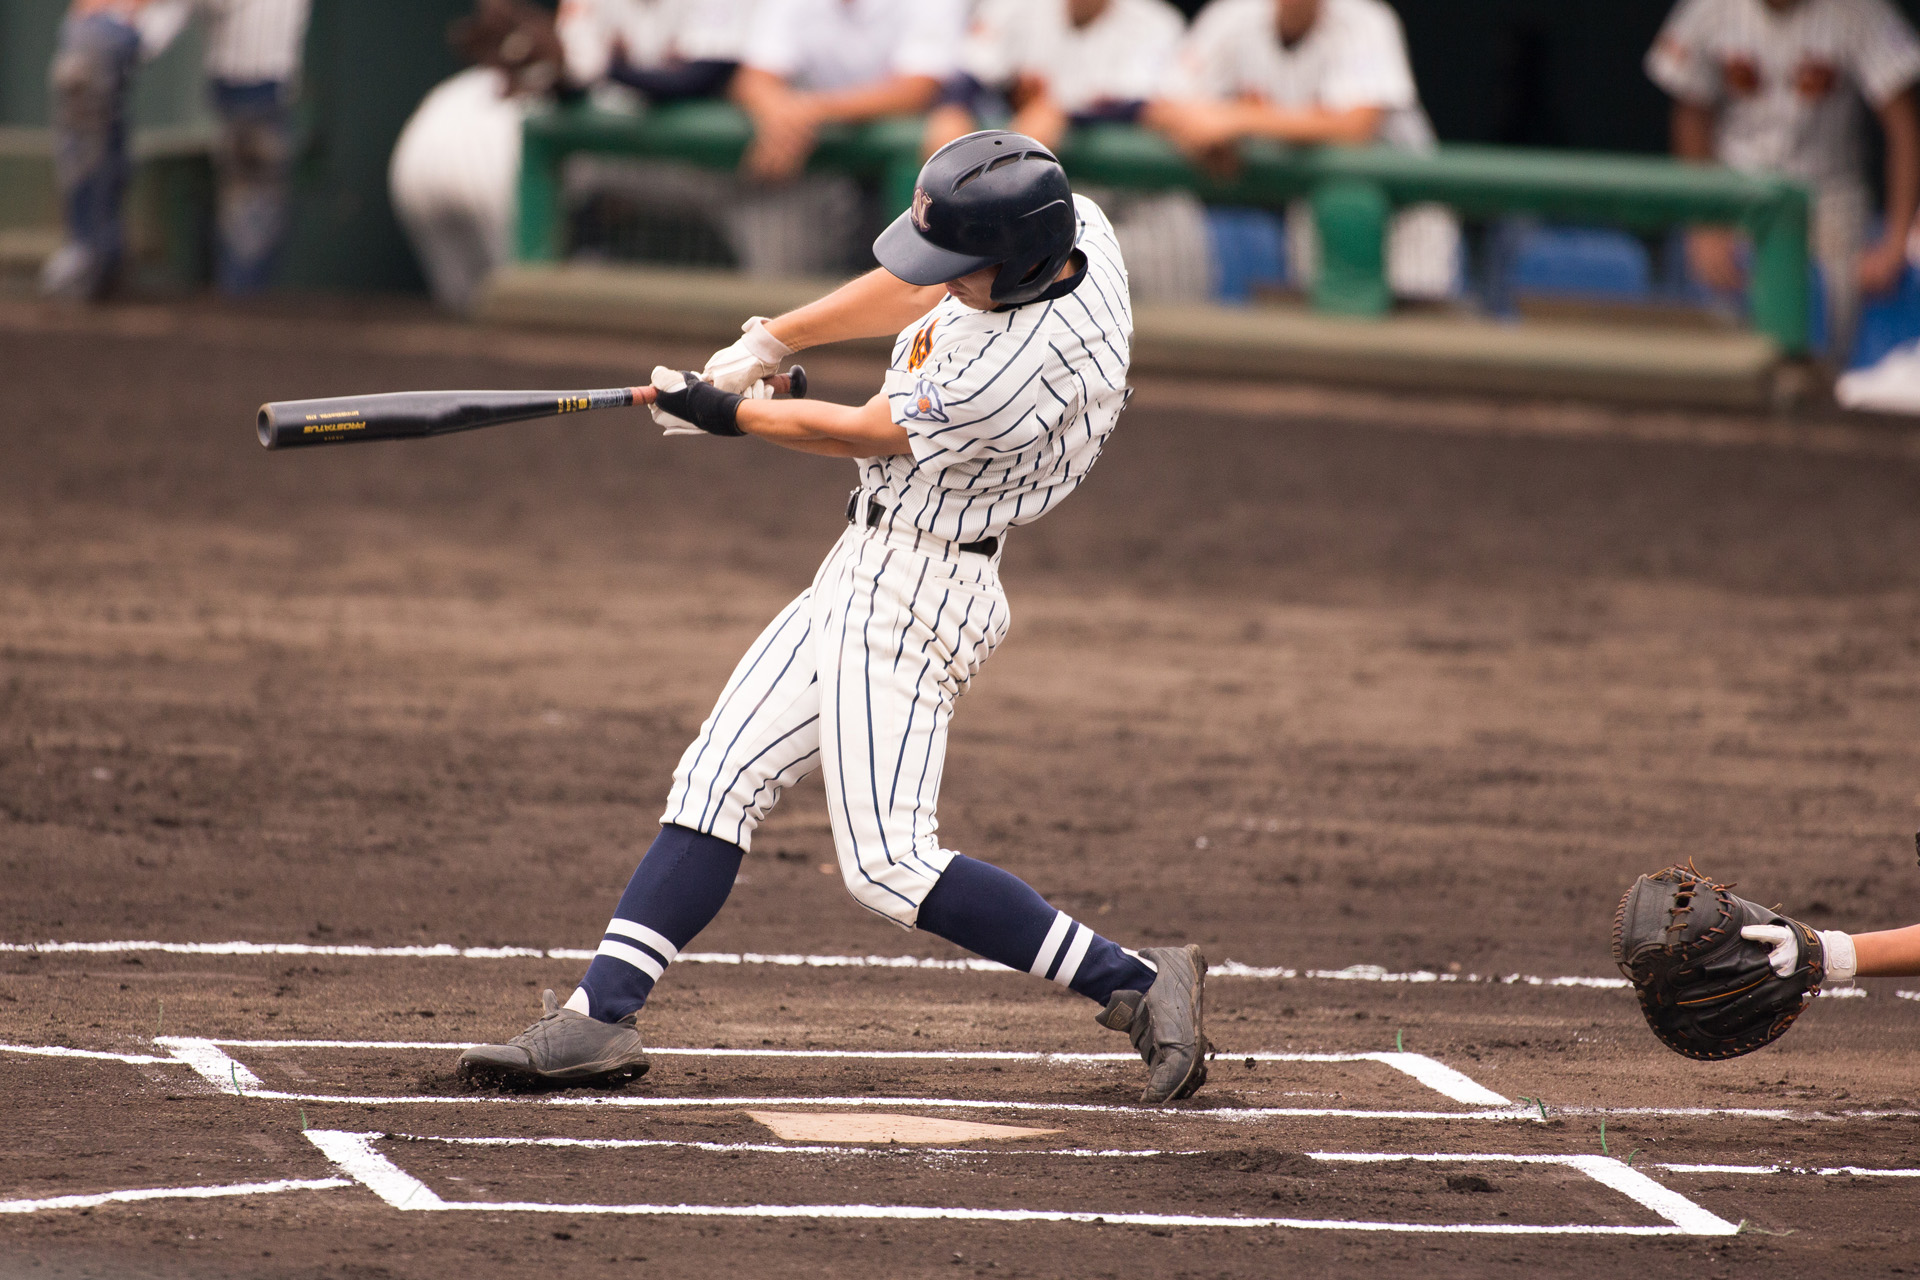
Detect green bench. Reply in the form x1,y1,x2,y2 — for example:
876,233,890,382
516,101,1812,355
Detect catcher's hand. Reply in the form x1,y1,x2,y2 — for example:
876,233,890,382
1611,864,1825,1060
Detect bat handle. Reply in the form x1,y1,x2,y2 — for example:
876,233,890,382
630,365,807,405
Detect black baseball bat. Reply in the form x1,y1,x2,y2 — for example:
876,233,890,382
256,367,807,450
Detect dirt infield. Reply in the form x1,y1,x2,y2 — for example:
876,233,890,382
3,299,1920,1278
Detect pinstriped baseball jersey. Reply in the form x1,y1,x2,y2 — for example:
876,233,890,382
1647,0,1920,190
863,193,1132,547
659,197,1133,929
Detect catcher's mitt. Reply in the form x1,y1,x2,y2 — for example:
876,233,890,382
1611,863,1825,1060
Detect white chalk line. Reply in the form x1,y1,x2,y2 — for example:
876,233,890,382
0,1041,174,1064
0,1178,351,1214
146,1036,1506,1110
303,1131,1737,1236
1658,1163,1920,1177
12,1038,1916,1121
0,939,1643,992
388,1132,1196,1159
158,1040,1507,1107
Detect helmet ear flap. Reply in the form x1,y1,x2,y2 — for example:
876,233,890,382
987,199,1077,305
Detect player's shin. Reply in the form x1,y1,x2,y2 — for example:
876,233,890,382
573,824,744,1022
914,854,1156,1004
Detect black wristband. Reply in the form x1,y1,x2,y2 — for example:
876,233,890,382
656,372,745,436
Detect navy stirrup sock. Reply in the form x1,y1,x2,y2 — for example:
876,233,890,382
575,824,743,1022
915,854,1156,1004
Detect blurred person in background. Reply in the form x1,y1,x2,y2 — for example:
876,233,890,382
390,0,749,313
920,0,1213,300
727,0,965,274
1647,0,1920,364
40,0,311,301
1142,0,1459,301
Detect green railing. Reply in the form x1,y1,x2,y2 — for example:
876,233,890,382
517,101,1812,353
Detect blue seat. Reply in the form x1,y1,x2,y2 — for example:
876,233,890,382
1205,207,1287,303
1507,225,1651,299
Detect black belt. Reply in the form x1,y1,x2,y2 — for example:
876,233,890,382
848,494,998,557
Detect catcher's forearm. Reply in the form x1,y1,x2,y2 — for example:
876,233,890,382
1851,923,1920,977
765,270,948,351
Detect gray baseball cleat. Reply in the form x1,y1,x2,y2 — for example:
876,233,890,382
1093,944,1210,1104
458,989,651,1086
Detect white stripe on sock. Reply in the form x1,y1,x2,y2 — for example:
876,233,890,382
1030,911,1073,979
605,919,680,965
596,939,665,981
1053,923,1095,990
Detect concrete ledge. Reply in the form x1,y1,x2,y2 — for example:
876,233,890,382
477,262,1789,410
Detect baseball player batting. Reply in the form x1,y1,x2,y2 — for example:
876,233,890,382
459,131,1211,1104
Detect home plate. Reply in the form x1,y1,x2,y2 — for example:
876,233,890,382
745,1111,1062,1144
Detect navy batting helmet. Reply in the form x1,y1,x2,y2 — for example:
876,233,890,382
873,131,1077,308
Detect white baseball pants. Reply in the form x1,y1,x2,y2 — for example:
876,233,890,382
662,517,1010,927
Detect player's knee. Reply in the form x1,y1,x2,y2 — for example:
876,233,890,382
836,858,923,929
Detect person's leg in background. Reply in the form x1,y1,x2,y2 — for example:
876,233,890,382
41,11,142,301
209,79,294,295
1813,181,1869,367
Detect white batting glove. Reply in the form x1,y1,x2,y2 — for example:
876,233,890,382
701,316,793,394
649,366,698,434
1740,924,1858,980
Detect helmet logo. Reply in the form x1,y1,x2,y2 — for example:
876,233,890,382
910,187,933,232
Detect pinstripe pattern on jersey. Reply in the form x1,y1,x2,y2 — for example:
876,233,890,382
865,194,1131,546
662,522,1009,926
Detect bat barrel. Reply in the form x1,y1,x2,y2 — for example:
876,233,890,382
256,388,637,450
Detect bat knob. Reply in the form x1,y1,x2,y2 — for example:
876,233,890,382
785,365,807,400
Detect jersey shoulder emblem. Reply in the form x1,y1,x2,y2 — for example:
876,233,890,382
904,378,948,424
907,318,937,372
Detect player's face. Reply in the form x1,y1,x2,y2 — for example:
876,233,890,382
944,264,1003,311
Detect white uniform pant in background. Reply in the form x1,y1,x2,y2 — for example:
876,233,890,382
1079,186,1213,303
1286,199,1462,301
389,68,526,313
1811,181,1868,363
663,518,1010,927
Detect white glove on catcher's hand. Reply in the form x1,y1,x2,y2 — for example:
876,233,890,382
701,316,793,394
652,367,774,437
1740,924,1858,980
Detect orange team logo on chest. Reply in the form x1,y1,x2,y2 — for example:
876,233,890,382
908,319,937,371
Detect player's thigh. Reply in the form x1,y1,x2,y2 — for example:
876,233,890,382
662,556,853,845
813,538,1009,912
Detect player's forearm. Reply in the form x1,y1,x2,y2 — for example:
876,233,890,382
1008,95,1070,151
730,66,785,110
1236,103,1384,146
1876,88,1920,240
1849,923,1920,977
1671,100,1717,163
764,269,948,350
803,75,942,125
736,393,910,456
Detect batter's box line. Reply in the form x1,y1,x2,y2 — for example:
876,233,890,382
9,938,1908,1000
301,1130,1740,1237
0,939,1633,992
155,1038,1509,1107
